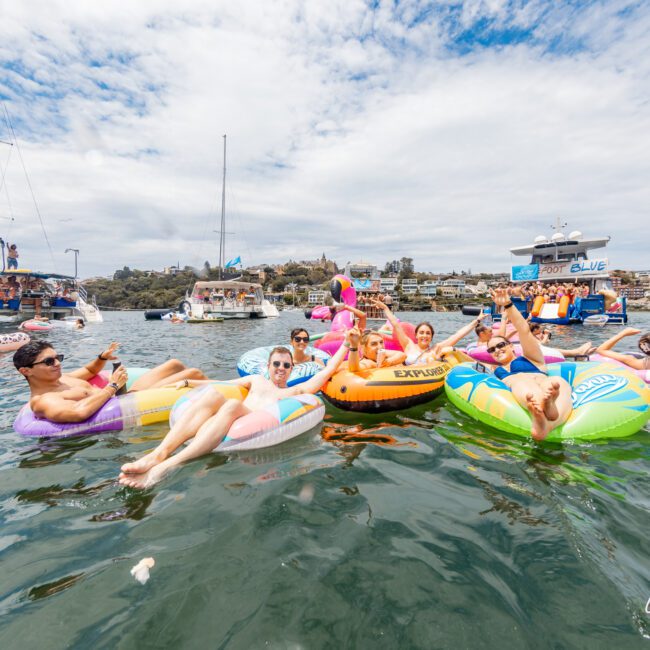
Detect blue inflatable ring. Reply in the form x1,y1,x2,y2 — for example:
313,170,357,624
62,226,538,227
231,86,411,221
237,345,330,387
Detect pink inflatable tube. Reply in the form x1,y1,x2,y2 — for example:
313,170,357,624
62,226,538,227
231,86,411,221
0,331,30,352
20,320,53,332
588,354,650,383
170,384,326,451
491,322,519,342
465,343,565,365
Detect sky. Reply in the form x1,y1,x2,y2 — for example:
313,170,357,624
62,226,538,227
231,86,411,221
0,0,648,279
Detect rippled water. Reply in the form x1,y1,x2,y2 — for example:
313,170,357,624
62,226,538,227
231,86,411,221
0,311,648,648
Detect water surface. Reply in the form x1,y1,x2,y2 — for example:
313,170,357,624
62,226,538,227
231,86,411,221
0,312,648,648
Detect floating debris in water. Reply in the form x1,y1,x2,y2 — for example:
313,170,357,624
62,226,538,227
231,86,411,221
130,557,155,585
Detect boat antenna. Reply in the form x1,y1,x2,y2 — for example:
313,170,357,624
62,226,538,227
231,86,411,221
551,217,568,232
219,134,226,280
2,102,57,271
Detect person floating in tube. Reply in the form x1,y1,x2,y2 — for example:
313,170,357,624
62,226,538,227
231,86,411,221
484,288,574,441
118,327,361,489
13,341,208,424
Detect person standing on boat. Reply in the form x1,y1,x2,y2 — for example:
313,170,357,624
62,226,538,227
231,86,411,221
118,327,361,489
6,243,19,270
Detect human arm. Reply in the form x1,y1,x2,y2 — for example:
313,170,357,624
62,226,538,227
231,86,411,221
67,342,120,380
371,299,411,351
339,304,367,332
31,373,127,423
378,349,407,367
293,327,360,394
491,288,545,365
439,312,488,349
595,328,645,370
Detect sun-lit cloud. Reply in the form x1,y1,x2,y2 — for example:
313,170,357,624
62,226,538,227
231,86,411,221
0,0,648,278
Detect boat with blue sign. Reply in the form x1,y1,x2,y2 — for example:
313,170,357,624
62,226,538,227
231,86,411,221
491,227,627,325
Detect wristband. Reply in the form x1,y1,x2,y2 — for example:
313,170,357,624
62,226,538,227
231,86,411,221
98,353,108,361
503,302,513,310
348,347,358,352
108,382,119,393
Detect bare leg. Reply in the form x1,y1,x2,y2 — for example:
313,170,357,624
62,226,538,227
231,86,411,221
559,342,592,358
540,378,572,427
129,359,208,392
507,377,552,440
119,399,251,489
120,389,225,476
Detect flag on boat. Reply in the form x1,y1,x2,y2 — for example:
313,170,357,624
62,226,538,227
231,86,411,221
224,256,241,269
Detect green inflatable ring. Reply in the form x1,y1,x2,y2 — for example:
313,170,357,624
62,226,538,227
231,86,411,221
445,361,650,442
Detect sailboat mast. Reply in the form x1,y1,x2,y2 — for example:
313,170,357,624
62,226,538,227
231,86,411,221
218,134,227,280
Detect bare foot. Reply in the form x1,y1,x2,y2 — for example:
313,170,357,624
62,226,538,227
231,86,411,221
118,462,172,489
575,342,592,356
541,381,561,421
120,449,165,475
526,393,550,441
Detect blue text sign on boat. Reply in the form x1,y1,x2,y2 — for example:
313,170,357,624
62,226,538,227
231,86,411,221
511,265,539,281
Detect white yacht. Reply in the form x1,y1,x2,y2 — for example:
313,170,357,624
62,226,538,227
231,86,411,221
180,280,278,320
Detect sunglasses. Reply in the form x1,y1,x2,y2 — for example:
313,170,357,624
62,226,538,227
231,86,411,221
293,336,309,343
271,360,292,369
30,353,64,367
486,342,509,354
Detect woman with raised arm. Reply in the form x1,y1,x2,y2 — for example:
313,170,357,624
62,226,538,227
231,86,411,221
595,328,650,376
372,298,487,365
486,288,574,441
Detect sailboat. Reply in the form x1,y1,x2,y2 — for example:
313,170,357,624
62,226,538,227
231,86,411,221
0,110,103,324
180,135,278,319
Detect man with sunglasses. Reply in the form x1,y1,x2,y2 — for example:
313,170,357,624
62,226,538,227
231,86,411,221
119,327,361,489
13,340,208,424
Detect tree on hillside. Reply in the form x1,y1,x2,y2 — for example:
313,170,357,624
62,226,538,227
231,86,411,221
113,266,133,280
384,260,401,276
397,257,414,281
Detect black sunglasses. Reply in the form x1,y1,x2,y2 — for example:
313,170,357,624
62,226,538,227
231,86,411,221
486,342,509,354
293,336,309,343
30,353,64,367
271,360,292,369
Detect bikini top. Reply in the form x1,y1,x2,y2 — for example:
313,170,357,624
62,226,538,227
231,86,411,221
404,347,431,366
494,356,547,381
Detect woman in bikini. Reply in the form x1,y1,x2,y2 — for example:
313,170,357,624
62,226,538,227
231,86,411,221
486,288,573,441
289,328,325,367
372,298,487,365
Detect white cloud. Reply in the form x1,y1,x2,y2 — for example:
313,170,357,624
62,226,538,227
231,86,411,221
0,0,648,278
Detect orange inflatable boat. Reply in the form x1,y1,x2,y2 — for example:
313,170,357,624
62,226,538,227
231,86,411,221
322,352,468,413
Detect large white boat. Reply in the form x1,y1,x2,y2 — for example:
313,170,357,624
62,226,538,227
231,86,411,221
0,269,102,324
180,280,278,319
494,227,627,325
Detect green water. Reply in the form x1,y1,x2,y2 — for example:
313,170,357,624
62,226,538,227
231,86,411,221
0,312,648,649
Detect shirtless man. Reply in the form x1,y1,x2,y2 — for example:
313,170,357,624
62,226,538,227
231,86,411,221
13,340,208,423
118,327,361,489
